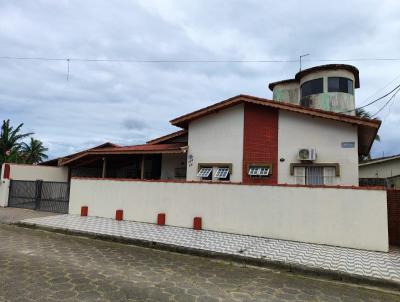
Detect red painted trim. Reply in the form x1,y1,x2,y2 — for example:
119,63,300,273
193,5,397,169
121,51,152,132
3,164,10,179
70,177,386,191
81,206,88,216
193,217,202,230
115,209,124,221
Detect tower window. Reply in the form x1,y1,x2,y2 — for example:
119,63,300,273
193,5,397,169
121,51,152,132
300,78,324,98
328,77,354,94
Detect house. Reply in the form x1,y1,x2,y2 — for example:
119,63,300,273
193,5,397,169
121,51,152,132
42,64,380,187
9,64,391,252
359,155,400,188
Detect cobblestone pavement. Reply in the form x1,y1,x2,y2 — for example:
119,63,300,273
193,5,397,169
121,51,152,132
0,224,400,302
22,215,400,285
0,207,57,224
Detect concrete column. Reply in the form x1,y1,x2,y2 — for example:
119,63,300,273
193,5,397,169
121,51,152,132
102,157,107,178
140,155,145,180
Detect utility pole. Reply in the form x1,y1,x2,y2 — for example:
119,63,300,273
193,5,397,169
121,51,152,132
299,53,310,71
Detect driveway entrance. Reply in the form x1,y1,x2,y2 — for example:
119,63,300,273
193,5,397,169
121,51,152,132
8,180,70,214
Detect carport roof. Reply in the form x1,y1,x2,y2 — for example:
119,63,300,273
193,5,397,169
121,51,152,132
59,143,187,166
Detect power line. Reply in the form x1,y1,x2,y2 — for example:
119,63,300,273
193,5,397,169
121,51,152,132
340,82,400,114
2,56,400,63
0,56,298,63
371,86,400,118
357,72,400,107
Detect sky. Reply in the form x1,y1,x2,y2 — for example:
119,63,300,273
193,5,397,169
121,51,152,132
1,0,400,159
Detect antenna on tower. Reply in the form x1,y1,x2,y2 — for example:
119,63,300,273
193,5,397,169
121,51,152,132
299,53,310,71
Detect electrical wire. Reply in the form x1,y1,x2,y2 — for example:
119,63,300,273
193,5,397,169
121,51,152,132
2,56,400,63
339,83,400,114
371,86,400,118
357,72,400,107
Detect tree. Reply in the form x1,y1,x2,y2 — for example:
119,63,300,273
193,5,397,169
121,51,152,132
355,108,380,162
21,138,49,164
0,119,33,164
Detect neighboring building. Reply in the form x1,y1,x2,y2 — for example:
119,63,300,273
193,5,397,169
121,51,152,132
359,155,400,188
42,64,380,187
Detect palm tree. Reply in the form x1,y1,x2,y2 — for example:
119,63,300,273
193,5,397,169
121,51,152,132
21,138,48,164
0,120,33,164
355,108,380,162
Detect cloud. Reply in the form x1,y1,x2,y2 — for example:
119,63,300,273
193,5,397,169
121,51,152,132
122,118,148,131
0,0,399,158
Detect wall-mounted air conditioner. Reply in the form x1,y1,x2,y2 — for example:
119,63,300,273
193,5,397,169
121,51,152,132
298,148,316,161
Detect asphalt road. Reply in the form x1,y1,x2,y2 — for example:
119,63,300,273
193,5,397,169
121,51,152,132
0,223,399,302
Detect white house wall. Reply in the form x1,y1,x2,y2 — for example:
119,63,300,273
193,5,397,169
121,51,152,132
69,178,389,252
187,104,244,182
359,159,400,179
278,111,359,185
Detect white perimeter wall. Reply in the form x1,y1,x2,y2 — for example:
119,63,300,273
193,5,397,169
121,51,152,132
359,159,400,179
0,179,10,207
278,111,359,185
6,164,69,182
69,178,388,252
0,163,69,207
187,104,244,182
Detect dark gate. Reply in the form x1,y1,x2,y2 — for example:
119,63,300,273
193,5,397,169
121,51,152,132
387,189,400,246
8,180,70,214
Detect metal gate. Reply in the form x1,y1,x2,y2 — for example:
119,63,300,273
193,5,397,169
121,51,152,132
8,180,70,213
387,189,400,246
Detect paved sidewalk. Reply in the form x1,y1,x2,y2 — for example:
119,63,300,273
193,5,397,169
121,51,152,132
21,214,400,287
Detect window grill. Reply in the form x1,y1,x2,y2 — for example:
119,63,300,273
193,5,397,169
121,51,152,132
248,167,270,177
214,167,230,179
197,167,213,178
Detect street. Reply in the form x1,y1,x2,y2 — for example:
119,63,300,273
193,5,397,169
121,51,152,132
0,224,399,301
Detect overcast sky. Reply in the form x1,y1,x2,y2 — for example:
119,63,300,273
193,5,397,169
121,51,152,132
1,0,400,158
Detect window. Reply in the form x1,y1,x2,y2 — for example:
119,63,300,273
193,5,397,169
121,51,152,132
197,167,212,180
294,167,305,185
198,163,232,181
294,166,336,185
328,77,354,94
214,167,230,180
300,78,323,98
248,166,270,177
323,167,335,185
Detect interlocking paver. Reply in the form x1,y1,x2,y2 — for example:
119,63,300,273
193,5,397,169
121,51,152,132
1,223,400,301
21,214,400,285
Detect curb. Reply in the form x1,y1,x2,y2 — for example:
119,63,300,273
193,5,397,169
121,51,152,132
14,221,400,292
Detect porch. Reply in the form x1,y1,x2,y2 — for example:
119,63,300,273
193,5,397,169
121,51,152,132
59,143,187,180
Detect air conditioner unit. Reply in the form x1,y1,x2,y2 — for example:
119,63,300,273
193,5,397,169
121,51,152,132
298,148,316,161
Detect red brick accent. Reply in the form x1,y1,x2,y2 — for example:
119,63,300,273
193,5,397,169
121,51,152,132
80,206,88,217
115,209,124,221
387,190,400,246
242,103,278,184
193,217,202,230
157,213,166,225
3,164,10,179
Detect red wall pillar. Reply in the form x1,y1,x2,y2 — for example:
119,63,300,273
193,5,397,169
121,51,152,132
242,103,278,184
3,164,10,179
